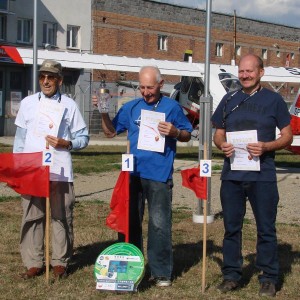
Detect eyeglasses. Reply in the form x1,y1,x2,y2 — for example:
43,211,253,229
39,74,58,82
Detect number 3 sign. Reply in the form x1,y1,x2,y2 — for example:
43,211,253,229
200,160,211,177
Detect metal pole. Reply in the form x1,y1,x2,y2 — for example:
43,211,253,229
193,0,214,224
233,10,237,64
33,0,38,93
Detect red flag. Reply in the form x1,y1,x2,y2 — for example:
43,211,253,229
106,171,129,239
181,167,207,200
0,152,49,197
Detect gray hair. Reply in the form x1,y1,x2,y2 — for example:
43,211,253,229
139,65,162,83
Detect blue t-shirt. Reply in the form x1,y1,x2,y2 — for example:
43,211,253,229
113,96,193,182
211,88,291,181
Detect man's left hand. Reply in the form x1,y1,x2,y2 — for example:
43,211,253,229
247,141,265,157
46,135,70,149
158,121,178,137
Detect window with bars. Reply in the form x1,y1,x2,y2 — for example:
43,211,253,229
157,35,168,51
235,45,241,56
262,49,268,59
216,43,223,57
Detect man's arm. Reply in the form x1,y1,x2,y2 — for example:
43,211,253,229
92,94,116,138
101,113,117,138
70,127,89,150
13,126,26,153
176,129,191,142
247,124,293,157
46,127,89,150
157,121,191,142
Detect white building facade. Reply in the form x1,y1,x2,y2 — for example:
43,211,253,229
0,0,92,136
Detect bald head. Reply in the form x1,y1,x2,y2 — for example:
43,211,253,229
139,65,164,103
238,54,265,94
139,66,162,83
239,54,264,70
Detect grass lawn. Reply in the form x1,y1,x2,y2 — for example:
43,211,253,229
0,143,300,299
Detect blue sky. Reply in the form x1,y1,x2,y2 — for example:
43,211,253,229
153,0,300,28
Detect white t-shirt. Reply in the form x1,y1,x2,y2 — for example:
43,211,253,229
15,93,87,182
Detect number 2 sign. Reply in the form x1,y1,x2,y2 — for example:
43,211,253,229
43,149,54,166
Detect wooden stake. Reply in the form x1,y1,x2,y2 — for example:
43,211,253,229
201,200,207,293
45,191,50,283
45,141,50,284
201,142,208,293
125,135,130,243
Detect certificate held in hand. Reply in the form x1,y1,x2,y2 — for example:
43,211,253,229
226,130,260,171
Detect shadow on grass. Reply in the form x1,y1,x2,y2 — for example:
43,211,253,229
139,239,221,291
69,239,117,274
173,240,217,279
68,235,298,293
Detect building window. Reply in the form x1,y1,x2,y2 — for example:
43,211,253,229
235,45,241,56
262,49,267,59
276,51,280,58
157,35,168,51
17,18,32,43
291,52,295,60
0,14,6,40
0,0,9,12
67,25,80,49
43,22,57,46
216,43,223,57
290,87,294,94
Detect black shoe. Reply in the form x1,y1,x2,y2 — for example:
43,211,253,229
259,281,276,297
217,279,239,293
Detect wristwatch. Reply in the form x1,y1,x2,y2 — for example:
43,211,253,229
67,141,73,151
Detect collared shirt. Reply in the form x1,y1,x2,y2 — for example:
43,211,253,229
14,91,89,182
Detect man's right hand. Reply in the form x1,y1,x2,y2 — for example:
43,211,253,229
92,95,98,107
221,142,235,157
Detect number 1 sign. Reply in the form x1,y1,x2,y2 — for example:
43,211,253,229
122,154,134,171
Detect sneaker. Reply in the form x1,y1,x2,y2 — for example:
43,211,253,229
217,279,239,293
259,281,276,297
154,277,172,287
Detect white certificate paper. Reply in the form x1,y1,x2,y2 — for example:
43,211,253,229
34,99,64,137
226,130,260,171
137,110,165,153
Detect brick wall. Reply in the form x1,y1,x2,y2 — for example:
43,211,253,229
92,0,299,66
91,0,299,101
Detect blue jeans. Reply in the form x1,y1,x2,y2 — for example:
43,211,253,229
122,175,173,280
220,180,279,284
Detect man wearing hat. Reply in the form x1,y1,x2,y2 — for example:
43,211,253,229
13,59,89,279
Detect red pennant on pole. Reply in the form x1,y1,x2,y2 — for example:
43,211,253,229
0,152,49,197
106,171,130,240
181,167,207,200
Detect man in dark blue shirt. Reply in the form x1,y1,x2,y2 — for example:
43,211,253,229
211,54,293,297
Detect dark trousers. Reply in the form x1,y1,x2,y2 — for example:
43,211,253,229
119,175,173,279
220,180,279,284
